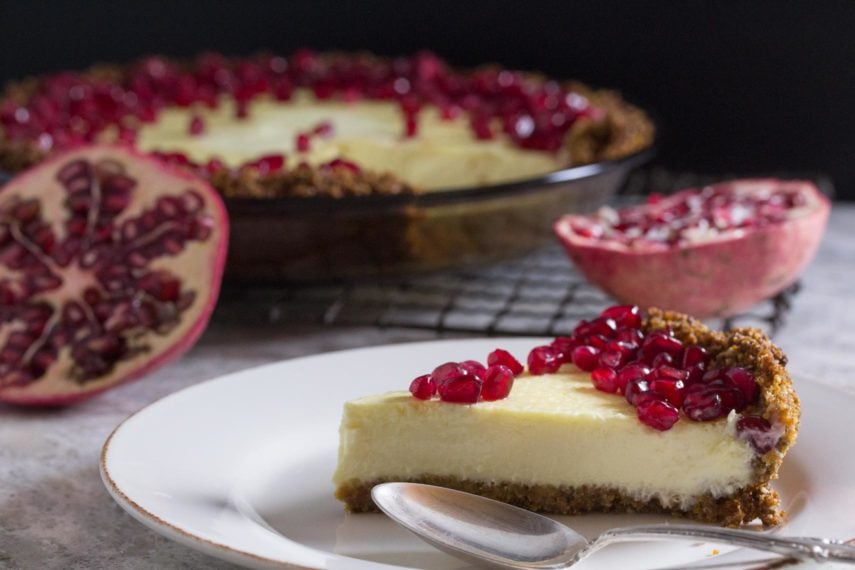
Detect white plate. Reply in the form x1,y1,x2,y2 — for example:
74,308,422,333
101,339,855,569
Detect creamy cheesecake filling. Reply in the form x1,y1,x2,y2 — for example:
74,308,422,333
135,91,565,191
333,370,756,509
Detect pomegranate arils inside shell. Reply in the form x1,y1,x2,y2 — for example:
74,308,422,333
527,345,561,375
481,364,514,401
555,180,830,318
409,374,435,400
486,348,523,376
636,398,680,431
0,145,228,406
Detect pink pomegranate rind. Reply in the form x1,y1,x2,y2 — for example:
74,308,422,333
0,145,228,406
554,179,830,318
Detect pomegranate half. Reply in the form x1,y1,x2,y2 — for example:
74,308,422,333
0,145,228,405
554,179,830,318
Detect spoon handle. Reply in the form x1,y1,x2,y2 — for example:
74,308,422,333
586,524,855,564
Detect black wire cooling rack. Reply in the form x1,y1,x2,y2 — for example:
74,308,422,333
215,168,831,337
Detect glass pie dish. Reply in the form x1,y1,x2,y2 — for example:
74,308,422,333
221,147,653,283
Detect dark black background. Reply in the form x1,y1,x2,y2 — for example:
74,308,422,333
2,0,853,199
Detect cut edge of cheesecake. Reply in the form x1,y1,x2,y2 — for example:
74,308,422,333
334,308,800,528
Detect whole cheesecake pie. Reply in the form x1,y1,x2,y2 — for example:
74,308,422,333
0,50,653,197
333,306,799,527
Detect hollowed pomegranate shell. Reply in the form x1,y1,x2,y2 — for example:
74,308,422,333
554,179,830,318
0,145,228,406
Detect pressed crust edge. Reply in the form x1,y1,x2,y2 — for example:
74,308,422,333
0,55,654,199
334,308,799,528
336,476,783,528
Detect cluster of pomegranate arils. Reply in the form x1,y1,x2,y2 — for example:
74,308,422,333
409,349,524,403
524,304,779,451
0,156,213,386
570,185,810,247
1,49,600,173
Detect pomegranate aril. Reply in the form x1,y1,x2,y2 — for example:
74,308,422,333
725,367,758,403
598,349,624,369
487,349,524,376
409,374,435,400
655,365,687,381
615,363,650,393
636,398,680,431
599,305,642,329
571,345,600,372
481,364,514,401
624,378,650,406
651,352,674,368
295,133,311,152
641,332,683,363
550,336,577,362
188,115,205,136
527,345,561,375
591,367,619,393
430,361,468,387
650,378,685,407
680,345,710,369
736,415,781,454
459,360,487,380
682,386,726,421
437,375,481,404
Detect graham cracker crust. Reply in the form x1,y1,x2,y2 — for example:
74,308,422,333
336,476,782,528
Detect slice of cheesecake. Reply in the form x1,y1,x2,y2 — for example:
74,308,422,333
332,307,799,527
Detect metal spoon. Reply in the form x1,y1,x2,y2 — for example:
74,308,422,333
371,483,855,568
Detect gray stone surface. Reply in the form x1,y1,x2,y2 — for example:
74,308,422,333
1,205,853,570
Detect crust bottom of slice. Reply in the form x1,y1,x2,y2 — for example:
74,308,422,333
336,476,783,528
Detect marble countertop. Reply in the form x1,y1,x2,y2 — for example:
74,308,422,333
1,204,853,570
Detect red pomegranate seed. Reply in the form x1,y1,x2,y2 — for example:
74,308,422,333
615,327,643,347
682,385,725,421
527,345,561,375
459,360,487,380
598,349,624,369
685,364,705,385
482,364,514,401
571,345,600,372
550,336,577,362
591,367,619,393
736,415,780,454
252,154,286,175
636,399,680,431
599,305,642,329
624,378,651,406
188,115,205,136
650,378,685,407
615,363,650,393
487,349,524,376
724,367,757,403
296,133,311,152
431,361,468,386
641,332,683,363
651,352,674,368
437,375,482,404
655,365,687,381
409,374,435,399
313,120,334,137
680,345,710,369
